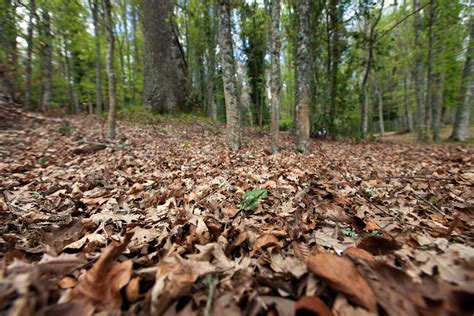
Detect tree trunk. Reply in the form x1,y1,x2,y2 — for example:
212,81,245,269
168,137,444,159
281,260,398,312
377,80,384,137
270,0,281,153
103,0,117,139
121,0,132,102
451,16,474,141
25,0,35,110
0,0,18,103
425,0,436,139
206,0,218,120
296,0,311,152
403,71,414,132
329,0,340,134
91,0,102,114
359,0,384,139
41,11,53,112
131,1,139,104
142,0,189,113
218,0,240,150
63,36,79,114
413,0,426,140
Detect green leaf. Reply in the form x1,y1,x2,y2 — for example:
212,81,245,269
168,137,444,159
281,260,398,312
38,156,49,167
239,189,268,211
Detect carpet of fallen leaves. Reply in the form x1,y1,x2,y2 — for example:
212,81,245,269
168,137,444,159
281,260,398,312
1,102,473,316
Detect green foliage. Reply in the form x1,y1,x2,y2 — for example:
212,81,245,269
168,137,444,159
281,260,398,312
279,116,294,132
239,189,268,211
59,121,73,136
38,156,49,167
181,140,190,148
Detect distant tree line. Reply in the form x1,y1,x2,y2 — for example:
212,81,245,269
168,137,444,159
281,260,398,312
0,0,472,146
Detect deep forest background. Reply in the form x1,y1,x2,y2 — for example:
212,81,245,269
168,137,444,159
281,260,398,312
0,0,472,141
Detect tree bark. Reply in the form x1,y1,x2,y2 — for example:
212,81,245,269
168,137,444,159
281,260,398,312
63,36,80,114
413,0,426,140
131,1,139,104
451,16,474,141
403,71,414,132
425,0,436,140
25,0,35,110
142,0,189,113
218,0,240,150
328,0,340,133
271,0,281,153
296,0,311,152
0,0,18,103
359,0,384,139
91,0,102,114
377,79,384,137
41,11,53,112
103,0,117,139
207,0,218,120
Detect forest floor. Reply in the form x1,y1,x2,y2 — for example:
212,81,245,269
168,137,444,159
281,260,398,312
1,102,473,315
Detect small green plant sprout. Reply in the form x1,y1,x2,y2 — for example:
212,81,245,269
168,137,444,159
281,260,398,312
181,139,190,148
240,189,268,211
38,156,49,167
59,120,73,136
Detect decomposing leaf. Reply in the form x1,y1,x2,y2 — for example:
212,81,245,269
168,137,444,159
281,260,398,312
68,229,135,311
295,296,333,316
357,235,401,256
307,252,377,312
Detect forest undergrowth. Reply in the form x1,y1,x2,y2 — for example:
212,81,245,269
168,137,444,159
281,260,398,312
0,102,473,315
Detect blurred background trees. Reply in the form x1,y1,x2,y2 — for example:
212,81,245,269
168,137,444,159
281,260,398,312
0,0,472,141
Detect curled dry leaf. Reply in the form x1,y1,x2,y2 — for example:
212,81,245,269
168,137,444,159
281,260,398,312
68,229,135,311
251,234,283,256
344,247,375,263
150,256,215,315
295,296,333,316
357,235,401,256
307,252,377,312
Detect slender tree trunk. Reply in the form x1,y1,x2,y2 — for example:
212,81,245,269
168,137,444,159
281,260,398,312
377,80,384,137
451,16,474,141
413,0,426,140
271,0,281,153
103,0,117,139
0,0,18,103
401,0,413,132
41,11,53,112
142,0,189,113
295,0,311,152
63,36,79,114
25,0,35,110
218,0,240,150
206,0,217,120
359,0,384,139
329,0,340,133
403,71,414,132
121,0,133,101
116,34,127,108
90,0,102,114
131,2,140,105
432,66,444,142
425,0,436,139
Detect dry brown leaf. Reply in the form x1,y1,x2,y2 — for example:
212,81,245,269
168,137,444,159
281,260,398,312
68,229,135,311
344,247,375,263
357,235,401,256
251,234,283,255
150,256,214,315
307,252,377,312
295,296,333,316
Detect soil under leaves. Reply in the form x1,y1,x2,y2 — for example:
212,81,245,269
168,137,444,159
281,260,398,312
1,102,473,315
